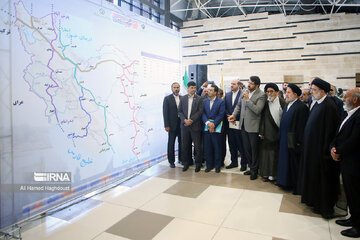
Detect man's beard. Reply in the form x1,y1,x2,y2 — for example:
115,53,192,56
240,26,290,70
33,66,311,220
268,95,276,102
313,92,321,100
344,101,353,112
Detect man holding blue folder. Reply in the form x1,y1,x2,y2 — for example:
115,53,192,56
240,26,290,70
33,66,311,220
202,84,225,173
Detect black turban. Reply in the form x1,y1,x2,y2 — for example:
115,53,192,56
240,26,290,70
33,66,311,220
312,77,330,93
264,83,279,92
287,84,301,96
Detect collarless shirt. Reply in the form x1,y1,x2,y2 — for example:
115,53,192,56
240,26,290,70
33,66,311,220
287,99,296,111
268,97,282,127
339,106,360,132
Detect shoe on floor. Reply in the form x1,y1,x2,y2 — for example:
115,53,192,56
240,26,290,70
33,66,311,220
225,164,238,169
341,227,360,238
170,163,175,168
215,168,220,173
244,170,251,175
250,173,258,180
336,219,352,227
182,165,189,172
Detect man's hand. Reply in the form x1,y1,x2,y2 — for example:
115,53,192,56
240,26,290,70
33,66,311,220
243,91,249,100
165,127,170,132
259,135,264,140
184,119,193,126
331,147,340,161
202,81,209,88
228,115,235,122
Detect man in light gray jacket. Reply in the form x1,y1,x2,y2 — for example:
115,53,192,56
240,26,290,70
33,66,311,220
228,76,266,180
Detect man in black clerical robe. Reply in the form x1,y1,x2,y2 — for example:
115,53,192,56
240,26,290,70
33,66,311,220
300,77,340,219
258,83,285,182
277,84,308,193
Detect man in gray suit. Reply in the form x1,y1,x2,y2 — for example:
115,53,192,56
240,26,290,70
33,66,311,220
228,76,266,180
178,81,204,172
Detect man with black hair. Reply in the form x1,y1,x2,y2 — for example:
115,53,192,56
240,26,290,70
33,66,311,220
202,84,225,173
228,76,266,180
178,81,204,172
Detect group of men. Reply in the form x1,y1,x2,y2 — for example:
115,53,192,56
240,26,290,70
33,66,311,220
163,77,360,238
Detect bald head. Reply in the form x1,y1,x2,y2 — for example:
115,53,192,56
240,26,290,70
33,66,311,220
343,87,360,111
231,79,240,92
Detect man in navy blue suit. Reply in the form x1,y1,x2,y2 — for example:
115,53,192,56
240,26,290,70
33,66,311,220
225,79,248,171
202,84,225,173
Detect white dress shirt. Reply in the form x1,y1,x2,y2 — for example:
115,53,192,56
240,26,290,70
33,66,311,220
173,94,180,108
187,94,194,119
232,90,239,106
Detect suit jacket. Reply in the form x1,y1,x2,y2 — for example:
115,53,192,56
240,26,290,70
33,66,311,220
232,88,266,133
178,94,204,131
225,91,241,121
330,107,360,175
202,97,225,132
163,94,180,131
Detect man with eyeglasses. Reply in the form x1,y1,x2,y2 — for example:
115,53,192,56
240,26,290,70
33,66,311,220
301,77,341,219
258,83,285,182
277,84,308,194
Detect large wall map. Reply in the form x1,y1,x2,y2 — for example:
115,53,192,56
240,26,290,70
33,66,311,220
0,0,181,228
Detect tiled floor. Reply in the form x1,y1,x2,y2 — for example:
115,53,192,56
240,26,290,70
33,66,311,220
20,159,351,240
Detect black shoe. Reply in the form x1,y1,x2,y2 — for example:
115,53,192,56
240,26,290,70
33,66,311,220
250,173,258,180
170,163,175,168
336,219,353,227
244,170,251,175
205,168,213,173
215,168,220,173
341,227,360,238
195,166,201,172
182,165,189,172
240,165,247,171
225,164,238,169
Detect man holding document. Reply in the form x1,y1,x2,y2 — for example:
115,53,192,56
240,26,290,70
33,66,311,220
225,79,248,171
202,84,225,173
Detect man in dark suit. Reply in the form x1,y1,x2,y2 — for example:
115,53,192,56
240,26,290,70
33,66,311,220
178,81,204,172
202,84,225,173
163,82,182,168
228,76,266,180
225,79,248,171
330,88,360,238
